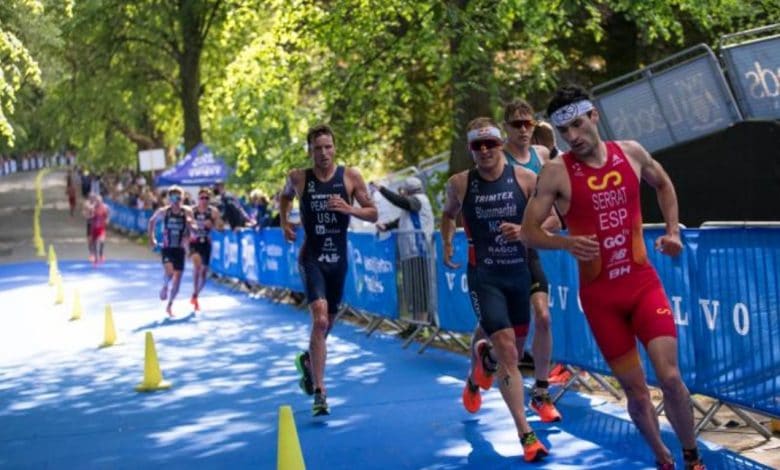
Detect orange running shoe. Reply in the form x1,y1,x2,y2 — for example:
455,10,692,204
685,460,706,470
190,295,200,311
461,377,482,413
472,339,495,390
521,431,548,462
530,391,562,423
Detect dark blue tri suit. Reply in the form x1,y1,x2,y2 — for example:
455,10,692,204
298,166,351,315
189,206,214,265
161,208,188,271
461,164,532,336
504,147,549,295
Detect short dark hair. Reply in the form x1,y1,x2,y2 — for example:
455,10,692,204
546,84,594,118
503,99,535,122
306,124,335,149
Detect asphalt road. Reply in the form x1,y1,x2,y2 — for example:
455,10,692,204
0,169,155,264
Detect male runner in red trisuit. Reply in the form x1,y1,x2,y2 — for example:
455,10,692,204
521,84,705,470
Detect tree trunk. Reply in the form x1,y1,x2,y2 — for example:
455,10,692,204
178,2,204,153
447,0,495,175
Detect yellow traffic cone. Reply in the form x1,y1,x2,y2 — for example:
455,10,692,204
54,276,64,305
135,332,172,392
48,260,59,286
48,244,57,266
69,289,82,321
99,304,117,348
35,236,45,257
277,405,306,470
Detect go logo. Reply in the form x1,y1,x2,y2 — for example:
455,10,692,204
603,233,626,249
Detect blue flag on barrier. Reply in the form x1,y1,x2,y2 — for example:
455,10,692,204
343,232,398,319
433,231,477,333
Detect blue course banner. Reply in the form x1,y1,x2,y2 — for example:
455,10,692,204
257,228,304,292
209,230,225,275
343,232,398,319
221,230,241,279
239,230,259,284
433,231,477,333
692,228,780,416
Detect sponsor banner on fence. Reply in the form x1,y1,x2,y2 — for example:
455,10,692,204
343,232,398,319
722,35,780,119
433,231,477,333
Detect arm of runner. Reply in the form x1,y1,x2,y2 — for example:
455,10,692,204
331,167,377,222
520,164,599,261
440,174,464,269
211,206,224,231
624,140,682,257
280,170,301,242
147,207,163,247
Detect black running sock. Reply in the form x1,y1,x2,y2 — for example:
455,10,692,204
520,431,536,444
534,380,549,391
683,447,700,462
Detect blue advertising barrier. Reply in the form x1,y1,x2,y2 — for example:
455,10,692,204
433,231,477,333
692,228,780,415
106,198,779,417
255,228,304,292
343,232,399,320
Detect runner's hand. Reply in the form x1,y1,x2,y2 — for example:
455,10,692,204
283,222,296,242
443,243,460,269
327,195,352,215
655,233,682,257
499,221,522,242
566,234,600,261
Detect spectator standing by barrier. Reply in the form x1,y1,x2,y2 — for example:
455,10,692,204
65,168,78,217
188,187,223,312
148,186,195,318
214,180,254,230
520,84,704,470
280,124,377,417
502,99,562,422
249,190,271,229
374,176,435,329
441,117,548,463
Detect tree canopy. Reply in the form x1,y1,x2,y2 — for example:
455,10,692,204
3,0,778,187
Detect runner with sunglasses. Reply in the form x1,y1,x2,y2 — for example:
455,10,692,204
459,100,563,424
148,186,196,317
503,100,562,421
441,117,548,463
188,188,223,312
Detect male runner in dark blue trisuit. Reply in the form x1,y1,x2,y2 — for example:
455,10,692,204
280,124,377,416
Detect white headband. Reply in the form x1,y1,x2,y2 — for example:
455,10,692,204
550,100,594,127
467,126,503,143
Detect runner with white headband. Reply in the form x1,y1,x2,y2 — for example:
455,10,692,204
521,84,705,470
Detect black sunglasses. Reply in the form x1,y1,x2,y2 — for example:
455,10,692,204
199,196,209,200
507,119,536,130
469,139,502,152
